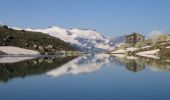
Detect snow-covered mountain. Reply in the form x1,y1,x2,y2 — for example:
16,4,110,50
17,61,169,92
13,26,126,52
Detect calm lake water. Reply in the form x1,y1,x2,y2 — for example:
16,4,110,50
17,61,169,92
0,54,170,100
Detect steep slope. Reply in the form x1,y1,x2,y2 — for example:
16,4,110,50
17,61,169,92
0,25,77,54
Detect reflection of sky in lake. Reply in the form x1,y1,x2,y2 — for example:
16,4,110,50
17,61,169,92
0,54,170,100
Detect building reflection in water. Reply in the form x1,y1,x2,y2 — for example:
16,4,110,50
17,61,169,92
126,60,145,72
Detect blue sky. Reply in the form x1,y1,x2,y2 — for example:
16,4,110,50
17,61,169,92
0,0,169,37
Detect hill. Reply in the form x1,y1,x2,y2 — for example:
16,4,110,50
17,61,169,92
111,34,170,59
0,25,77,54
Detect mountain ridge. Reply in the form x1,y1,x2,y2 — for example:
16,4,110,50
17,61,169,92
11,25,126,52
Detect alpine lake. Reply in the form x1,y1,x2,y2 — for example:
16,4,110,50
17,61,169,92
0,54,170,100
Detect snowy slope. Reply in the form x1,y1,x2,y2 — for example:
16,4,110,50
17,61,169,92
25,26,115,52
12,26,126,52
0,46,40,55
26,26,106,43
0,57,35,63
136,49,160,59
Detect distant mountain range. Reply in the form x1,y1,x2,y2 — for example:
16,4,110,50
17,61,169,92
13,26,126,52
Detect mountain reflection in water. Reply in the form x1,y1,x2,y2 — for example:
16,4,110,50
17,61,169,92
0,54,170,83
46,54,114,77
0,56,77,83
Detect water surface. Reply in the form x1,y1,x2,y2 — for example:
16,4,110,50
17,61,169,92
0,54,170,100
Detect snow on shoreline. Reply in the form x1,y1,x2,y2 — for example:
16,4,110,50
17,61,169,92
111,47,138,54
112,46,161,59
111,49,127,54
0,46,40,55
0,57,35,63
141,46,151,49
0,46,40,63
166,46,170,49
136,49,160,59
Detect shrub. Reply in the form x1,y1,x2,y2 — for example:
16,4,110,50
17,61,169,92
21,30,26,32
135,39,152,48
158,48,170,59
3,25,8,29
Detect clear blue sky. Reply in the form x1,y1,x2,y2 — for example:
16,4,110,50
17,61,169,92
0,0,169,37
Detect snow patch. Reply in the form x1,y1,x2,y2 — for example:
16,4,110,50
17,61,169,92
111,47,138,54
136,49,160,59
126,47,138,51
166,46,170,49
141,46,151,49
0,46,40,55
0,57,35,63
111,49,127,54
11,27,23,30
111,54,126,58
166,60,170,62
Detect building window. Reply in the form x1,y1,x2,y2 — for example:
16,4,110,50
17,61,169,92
130,38,131,40
139,38,140,40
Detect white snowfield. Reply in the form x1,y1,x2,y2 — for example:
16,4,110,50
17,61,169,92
166,46,170,49
126,47,138,51
111,47,138,54
0,57,35,63
112,46,160,59
136,49,160,59
0,46,40,55
111,54,126,58
111,49,127,54
112,54,138,60
26,26,106,43
141,46,151,49
166,60,170,62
